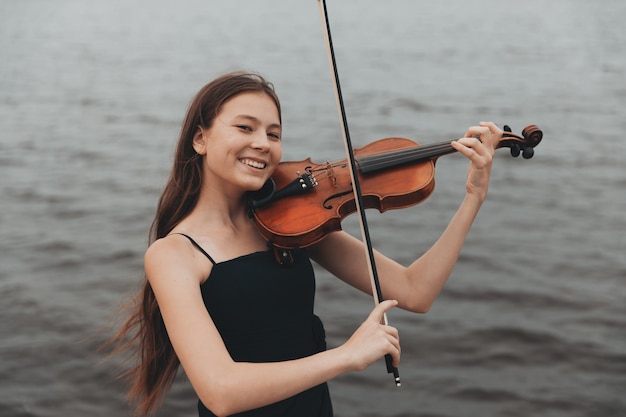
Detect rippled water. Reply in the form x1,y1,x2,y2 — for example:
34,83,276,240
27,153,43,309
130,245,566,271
1,0,625,416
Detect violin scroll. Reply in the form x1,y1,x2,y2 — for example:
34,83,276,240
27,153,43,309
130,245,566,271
499,124,543,159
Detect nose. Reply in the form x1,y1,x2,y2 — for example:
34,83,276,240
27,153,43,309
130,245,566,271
251,131,271,152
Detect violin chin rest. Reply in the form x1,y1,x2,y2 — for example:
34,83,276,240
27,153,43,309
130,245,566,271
247,179,277,210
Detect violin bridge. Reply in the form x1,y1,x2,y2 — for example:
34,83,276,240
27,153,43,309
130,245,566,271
325,161,338,187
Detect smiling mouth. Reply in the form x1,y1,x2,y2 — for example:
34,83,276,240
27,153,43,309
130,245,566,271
239,158,267,169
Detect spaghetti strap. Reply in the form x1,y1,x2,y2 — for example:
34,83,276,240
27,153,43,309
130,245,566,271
171,233,216,265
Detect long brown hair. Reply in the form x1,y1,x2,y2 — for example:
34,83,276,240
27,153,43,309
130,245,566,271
111,71,281,415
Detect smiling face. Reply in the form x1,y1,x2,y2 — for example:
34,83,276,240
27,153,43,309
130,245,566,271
193,91,283,196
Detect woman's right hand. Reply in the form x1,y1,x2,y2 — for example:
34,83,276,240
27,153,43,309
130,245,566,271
340,299,401,371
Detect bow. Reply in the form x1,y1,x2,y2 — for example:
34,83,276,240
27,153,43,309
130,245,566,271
316,0,401,387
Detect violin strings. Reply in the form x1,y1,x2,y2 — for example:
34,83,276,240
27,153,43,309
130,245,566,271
299,141,455,185
357,141,455,173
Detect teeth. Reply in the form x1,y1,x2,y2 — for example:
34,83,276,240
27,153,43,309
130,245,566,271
240,158,266,169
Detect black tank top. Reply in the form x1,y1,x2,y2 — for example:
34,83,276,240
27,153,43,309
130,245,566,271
177,234,333,417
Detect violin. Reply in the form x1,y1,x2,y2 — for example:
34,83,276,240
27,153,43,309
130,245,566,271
248,124,543,249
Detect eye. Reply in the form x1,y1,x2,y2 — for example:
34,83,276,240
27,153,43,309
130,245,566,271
237,125,252,132
268,132,282,141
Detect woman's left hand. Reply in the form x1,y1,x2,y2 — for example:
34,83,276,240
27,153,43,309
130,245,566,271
450,121,503,203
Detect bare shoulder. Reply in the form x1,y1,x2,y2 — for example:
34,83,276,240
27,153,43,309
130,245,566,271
145,234,210,288
144,235,186,270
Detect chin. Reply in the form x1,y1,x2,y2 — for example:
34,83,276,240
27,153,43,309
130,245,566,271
245,178,271,193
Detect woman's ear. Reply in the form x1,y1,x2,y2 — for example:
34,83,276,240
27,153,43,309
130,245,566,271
192,128,208,155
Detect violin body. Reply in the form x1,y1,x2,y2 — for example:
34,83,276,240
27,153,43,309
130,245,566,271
251,137,436,249
249,125,542,249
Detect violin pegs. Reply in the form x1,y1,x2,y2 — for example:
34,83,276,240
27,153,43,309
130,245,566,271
522,147,534,159
510,144,521,157
503,124,512,133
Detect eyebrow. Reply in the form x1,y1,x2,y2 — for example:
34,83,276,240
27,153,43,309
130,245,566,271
233,114,281,131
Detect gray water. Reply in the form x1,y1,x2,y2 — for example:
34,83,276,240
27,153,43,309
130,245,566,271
1,0,625,416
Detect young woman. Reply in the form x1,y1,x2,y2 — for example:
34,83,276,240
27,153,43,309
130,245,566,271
113,71,502,417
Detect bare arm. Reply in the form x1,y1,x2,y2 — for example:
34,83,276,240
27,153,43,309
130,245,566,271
309,122,502,313
145,237,400,417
